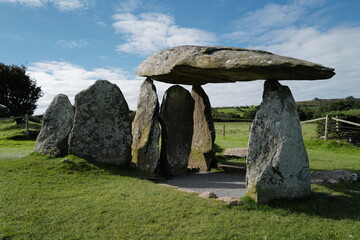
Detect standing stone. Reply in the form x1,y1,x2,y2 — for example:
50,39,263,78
246,80,311,203
132,78,160,172
159,85,194,176
189,85,215,171
68,80,132,165
35,94,73,157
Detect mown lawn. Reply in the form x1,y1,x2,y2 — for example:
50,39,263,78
1,120,360,239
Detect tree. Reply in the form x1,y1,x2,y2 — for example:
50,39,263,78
0,63,43,124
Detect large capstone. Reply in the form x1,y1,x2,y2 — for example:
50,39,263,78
246,80,311,203
35,94,73,157
137,45,335,85
132,78,160,172
159,85,194,176
68,80,132,165
188,85,215,171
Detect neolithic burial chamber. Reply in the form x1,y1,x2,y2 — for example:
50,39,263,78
135,45,335,202
35,45,335,203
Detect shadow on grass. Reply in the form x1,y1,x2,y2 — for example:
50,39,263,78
58,155,162,181
7,131,39,141
262,188,360,220
1,122,41,132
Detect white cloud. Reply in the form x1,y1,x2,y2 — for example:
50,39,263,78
225,0,327,44
221,0,360,103
115,0,142,13
56,39,89,48
96,21,107,28
27,61,146,114
0,0,42,7
52,0,93,11
27,60,260,116
112,12,218,55
0,0,93,11
255,26,360,102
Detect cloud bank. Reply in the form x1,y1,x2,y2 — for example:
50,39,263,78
27,61,175,114
222,0,360,103
112,12,218,56
0,0,93,11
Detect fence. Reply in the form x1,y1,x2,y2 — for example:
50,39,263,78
301,115,360,145
0,114,42,138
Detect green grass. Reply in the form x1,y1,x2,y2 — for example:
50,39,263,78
0,120,39,160
1,120,360,239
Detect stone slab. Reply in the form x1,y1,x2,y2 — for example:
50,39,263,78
137,45,335,85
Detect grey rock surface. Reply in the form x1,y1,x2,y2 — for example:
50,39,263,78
159,85,194,176
246,80,311,203
311,170,358,184
68,80,132,165
137,45,335,85
131,78,160,172
35,94,73,157
198,191,217,198
217,197,244,206
224,148,248,158
188,85,215,171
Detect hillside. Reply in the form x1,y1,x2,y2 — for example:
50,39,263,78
212,97,360,122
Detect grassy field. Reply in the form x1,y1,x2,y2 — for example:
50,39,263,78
1,120,360,239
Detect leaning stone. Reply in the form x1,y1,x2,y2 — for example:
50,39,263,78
224,148,248,158
132,78,161,172
68,80,132,165
35,94,73,157
199,191,217,198
188,85,215,171
159,85,194,176
137,45,335,85
217,197,243,206
246,80,311,203
311,170,358,184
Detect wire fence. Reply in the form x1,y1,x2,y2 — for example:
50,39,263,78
0,114,42,137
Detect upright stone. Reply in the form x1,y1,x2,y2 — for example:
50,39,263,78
68,80,132,165
132,78,160,172
35,94,73,157
246,80,311,203
189,85,215,171
159,85,194,176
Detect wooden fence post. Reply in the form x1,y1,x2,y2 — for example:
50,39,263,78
324,114,329,140
223,125,225,137
25,114,30,138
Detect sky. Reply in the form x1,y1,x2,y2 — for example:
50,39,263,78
0,0,360,114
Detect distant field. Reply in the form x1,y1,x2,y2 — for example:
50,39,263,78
214,122,318,149
0,120,37,160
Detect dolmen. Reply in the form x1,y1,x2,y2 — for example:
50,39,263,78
36,45,335,203
136,45,335,202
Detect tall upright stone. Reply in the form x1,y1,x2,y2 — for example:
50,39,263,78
246,80,311,203
189,85,215,171
159,85,194,176
132,78,160,172
68,80,132,165
35,94,73,157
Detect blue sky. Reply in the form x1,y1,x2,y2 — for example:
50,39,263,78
1,0,359,114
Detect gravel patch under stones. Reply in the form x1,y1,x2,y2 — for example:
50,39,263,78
165,172,247,199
